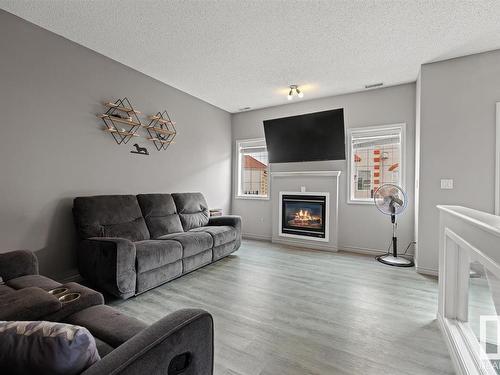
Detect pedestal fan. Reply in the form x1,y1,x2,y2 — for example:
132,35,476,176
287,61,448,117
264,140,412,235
374,184,414,267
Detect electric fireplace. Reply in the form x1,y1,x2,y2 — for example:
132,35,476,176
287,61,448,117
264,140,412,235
280,192,329,241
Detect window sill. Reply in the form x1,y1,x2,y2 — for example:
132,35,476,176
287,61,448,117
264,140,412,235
346,199,375,205
235,195,270,201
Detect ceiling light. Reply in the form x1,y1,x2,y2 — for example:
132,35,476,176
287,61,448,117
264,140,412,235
287,85,304,100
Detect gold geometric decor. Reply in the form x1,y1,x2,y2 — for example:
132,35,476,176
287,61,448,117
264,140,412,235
98,98,142,145
144,110,177,151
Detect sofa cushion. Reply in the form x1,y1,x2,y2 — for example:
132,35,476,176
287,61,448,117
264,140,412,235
159,232,213,258
0,287,62,321
94,337,114,358
136,261,182,293
183,249,213,273
6,275,62,291
0,250,39,282
0,284,14,297
64,305,147,348
73,195,150,242
135,240,183,273
137,194,184,238
213,241,239,261
172,193,210,231
190,226,238,247
0,288,62,320
0,320,100,374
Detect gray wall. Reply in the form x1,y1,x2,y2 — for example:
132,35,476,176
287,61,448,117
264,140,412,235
0,11,232,279
232,83,416,254
416,50,500,274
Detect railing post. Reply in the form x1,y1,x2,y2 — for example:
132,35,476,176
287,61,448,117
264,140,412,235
437,205,500,375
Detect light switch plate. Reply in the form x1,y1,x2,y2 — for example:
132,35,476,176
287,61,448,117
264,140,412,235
440,179,454,189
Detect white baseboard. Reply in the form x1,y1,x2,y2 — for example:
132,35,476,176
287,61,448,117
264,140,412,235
272,237,338,252
416,265,438,277
338,245,387,256
242,233,272,241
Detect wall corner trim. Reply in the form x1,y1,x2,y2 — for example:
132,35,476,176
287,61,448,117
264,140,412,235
415,265,438,277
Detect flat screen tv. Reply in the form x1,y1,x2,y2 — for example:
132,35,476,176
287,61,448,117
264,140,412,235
263,108,345,163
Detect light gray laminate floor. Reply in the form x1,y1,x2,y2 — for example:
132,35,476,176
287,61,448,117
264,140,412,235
109,240,454,375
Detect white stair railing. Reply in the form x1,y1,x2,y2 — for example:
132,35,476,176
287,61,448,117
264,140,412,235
437,205,500,375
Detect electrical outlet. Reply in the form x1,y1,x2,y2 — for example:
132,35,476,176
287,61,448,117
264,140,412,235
440,179,454,190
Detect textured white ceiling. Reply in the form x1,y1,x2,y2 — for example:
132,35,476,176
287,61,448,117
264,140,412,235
2,1,500,113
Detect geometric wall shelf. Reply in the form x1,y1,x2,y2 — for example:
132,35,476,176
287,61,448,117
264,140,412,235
98,98,142,145
144,110,177,151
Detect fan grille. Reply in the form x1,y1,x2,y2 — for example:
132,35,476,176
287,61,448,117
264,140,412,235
373,184,407,215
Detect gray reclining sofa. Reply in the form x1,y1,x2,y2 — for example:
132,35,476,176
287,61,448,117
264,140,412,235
73,193,241,299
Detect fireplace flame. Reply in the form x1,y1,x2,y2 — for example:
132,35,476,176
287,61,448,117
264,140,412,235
295,209,313,221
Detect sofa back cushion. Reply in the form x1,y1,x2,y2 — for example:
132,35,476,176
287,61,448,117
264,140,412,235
137,194,184,238
73,195,150,241
172,193,210,231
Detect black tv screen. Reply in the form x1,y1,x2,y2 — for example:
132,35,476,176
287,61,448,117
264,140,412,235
263,108,345,163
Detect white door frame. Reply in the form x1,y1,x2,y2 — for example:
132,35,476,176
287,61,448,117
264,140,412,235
496,102,500,215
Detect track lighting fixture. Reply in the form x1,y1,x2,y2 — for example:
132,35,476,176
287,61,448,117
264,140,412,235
287,85,304,100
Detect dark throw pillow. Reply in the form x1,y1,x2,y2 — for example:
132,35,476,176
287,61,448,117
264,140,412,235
0,320,100,375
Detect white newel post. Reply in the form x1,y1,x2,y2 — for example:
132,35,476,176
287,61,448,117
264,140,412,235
437,205,500,375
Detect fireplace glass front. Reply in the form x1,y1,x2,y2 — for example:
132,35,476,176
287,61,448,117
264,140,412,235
281,194,327,239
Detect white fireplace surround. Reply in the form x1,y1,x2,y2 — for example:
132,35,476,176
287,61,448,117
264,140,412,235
271,170,340,251
279,191,330,242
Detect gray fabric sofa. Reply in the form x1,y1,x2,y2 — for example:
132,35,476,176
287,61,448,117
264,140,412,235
0,250,214,374
73,192,241,299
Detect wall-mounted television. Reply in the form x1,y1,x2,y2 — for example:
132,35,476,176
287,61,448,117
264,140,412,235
263,108,345,163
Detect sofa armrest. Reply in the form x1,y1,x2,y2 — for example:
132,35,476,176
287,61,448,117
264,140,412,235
0,287,62,320
82,309,214,375
0,250,38,281
78,238,136,299
208,215,241,232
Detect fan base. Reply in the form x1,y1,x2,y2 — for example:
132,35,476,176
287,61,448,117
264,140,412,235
376,254,414,267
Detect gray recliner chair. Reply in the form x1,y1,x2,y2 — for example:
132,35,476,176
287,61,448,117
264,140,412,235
0,250,214,375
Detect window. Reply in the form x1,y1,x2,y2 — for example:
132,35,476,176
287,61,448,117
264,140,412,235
347,124,405,203
236,138,270,199
357,170,372,191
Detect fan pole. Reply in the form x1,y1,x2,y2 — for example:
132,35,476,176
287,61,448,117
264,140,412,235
392,221,398,258
376,209,414,267
374,184,414,267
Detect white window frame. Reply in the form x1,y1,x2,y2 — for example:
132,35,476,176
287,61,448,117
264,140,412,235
235,138,270,200
347,123,406,205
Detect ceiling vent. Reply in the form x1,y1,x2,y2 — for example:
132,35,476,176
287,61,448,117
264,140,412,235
365,82,383,89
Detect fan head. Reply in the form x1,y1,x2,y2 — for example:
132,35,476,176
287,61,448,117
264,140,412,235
374,184,407,216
